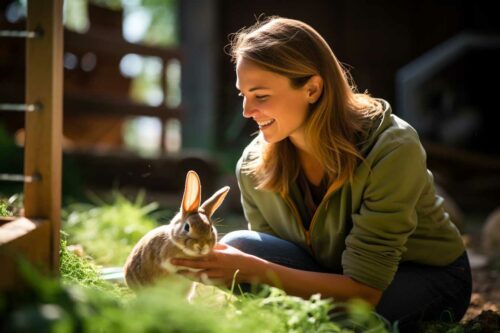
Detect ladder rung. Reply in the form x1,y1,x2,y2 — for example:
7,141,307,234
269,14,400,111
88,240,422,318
0,103,42,112
0,29,42,38
0,173,41,183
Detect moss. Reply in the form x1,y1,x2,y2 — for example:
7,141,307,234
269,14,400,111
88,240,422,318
0,199,11,217
60,236,129,298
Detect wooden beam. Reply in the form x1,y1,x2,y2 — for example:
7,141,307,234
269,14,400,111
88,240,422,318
0,218,51,290
180,0,218,149
24,0,63,273
0,217,38,244
0,84,184,120
64,94,184,119
65,29,181,61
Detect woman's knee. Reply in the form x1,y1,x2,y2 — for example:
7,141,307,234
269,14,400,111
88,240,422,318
220,230,263,253
220,230,324,272
220,230,294,260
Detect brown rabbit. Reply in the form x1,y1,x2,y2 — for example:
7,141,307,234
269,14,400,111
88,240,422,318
124,170,230,289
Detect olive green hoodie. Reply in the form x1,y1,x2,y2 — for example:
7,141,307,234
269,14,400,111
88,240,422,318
236,100,465,291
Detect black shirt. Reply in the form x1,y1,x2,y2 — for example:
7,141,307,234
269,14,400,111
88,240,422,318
296,169,328,230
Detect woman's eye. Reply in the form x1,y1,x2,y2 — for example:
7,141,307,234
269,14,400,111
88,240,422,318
237,93,268,101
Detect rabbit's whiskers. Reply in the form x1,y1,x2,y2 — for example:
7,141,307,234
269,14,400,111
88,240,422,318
213,218,223,225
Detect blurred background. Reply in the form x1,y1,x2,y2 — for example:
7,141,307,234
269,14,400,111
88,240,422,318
0,0,499,226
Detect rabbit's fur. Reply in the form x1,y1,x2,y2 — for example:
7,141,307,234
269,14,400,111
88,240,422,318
124,171,230,289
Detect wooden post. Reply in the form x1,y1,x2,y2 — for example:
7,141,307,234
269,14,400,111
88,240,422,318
24,0,63,274
179,0,218,150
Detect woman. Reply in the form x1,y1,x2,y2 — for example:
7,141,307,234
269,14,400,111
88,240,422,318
172,16,472,330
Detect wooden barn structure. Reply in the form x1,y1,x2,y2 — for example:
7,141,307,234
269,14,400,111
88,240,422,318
0,0,63,290
1,0,499,290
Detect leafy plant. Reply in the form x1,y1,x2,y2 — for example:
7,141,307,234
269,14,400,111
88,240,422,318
227,288,392,333
0,199,11,217
54,193,395,332
1,251,393,333
0,193,23,217
62,190,166,266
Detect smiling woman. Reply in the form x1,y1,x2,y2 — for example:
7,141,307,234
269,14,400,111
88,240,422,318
173,16,471,332
236,58,317,147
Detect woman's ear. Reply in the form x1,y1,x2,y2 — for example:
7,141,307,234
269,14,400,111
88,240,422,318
306,75,323,104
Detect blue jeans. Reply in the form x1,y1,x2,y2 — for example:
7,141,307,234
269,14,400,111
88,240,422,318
220,230,472,332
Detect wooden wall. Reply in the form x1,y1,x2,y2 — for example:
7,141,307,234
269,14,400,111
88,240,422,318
213,0,500,211
215,0,490,148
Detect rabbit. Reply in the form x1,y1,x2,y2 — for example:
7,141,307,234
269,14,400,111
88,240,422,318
124,170,230,289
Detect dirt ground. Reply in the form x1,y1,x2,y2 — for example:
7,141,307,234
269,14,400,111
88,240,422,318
460,231,500,330
462,265,499,319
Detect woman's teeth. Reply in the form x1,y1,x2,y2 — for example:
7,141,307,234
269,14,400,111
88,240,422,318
257,119,275,128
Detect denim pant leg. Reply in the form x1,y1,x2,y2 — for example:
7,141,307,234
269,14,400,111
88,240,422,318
220,230,324,272
221,230,472,332
376,251,472,332
220,230,324,294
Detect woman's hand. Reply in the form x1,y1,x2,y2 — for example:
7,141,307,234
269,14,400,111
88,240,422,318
172,243,382,306
171,243,261,287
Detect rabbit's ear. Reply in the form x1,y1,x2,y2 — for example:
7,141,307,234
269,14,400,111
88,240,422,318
181,171,201,216
200,186,230,218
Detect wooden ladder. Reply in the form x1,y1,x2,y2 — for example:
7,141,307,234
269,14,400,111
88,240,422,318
0,0,63,290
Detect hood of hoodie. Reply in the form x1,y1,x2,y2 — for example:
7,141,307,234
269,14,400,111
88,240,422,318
358,98,393,157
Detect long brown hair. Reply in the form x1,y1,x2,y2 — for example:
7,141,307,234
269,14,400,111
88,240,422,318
229,16,384,195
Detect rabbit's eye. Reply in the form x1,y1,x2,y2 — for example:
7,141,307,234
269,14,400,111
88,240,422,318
183,223,190,233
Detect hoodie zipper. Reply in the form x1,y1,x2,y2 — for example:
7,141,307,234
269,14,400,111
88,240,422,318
282,186,337,255
282,195,313,252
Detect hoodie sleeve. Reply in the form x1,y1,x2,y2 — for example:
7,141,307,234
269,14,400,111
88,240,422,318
236,155,277,236
342,134,427,291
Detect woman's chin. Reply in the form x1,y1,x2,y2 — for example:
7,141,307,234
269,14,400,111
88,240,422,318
258,130,270,142
260,133,284,144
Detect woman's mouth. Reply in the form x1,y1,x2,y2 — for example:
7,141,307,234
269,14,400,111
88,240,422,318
257,119,275,129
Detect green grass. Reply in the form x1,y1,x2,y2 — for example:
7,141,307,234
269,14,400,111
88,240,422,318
62,190,166,266
0,240,392,333
3,189,489,332
50,190,396,332
0,194,22,217
60,236,129,297
0,199,11,217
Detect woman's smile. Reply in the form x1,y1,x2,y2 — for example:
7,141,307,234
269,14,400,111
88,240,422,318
256,119,275,129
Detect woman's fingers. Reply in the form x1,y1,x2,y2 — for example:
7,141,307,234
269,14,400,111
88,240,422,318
171,245,249,286
172,258,212,269
213,243,228,250
177,268,228,285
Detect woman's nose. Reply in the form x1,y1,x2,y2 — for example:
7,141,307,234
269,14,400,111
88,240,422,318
242,98,255,118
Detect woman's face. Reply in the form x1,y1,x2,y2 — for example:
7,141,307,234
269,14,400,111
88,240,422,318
236,58,310,146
